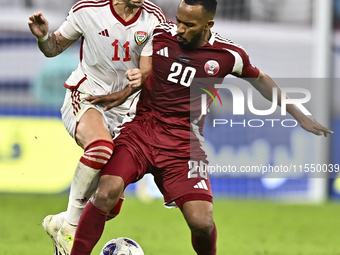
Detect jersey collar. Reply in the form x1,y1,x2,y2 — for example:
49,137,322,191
110,2,142,26
207,32,216,46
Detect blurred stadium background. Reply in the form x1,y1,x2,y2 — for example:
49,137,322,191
1,0,340,254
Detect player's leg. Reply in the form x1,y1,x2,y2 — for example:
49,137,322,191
70,174,125,255
42,89,115,255
64,107,113,222
179,198,217,255
64,93,132,226
152,155,216,255
57,107,114,253
70,145,145,255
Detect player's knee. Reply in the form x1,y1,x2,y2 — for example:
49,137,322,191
189,216,214,237
183,201,214,237
75,109,112,148
93,187,121,213
92,176,124,213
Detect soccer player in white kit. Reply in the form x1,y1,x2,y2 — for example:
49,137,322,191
28,1,166,254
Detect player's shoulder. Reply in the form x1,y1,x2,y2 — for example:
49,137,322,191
211,32,244,50
153,21,176,36
71,0,110,13
141,0,167,23
210,32,250,58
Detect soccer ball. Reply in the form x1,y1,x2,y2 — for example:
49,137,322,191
100,237,144,255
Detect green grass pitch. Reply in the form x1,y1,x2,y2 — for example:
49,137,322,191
1,193,340,255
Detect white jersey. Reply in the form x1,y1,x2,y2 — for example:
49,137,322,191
59,0,166,96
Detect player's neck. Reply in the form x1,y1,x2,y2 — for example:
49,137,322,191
198,30,212,47
112,1,140,22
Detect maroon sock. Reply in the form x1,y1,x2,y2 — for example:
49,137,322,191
70,201,108,255
191,223,217,255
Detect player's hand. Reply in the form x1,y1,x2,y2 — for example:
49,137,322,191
126,68,142,88
85,90,128,111
28,11,49,39
298,116,333,137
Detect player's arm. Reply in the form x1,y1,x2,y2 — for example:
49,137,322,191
28,11,78,57
249,71,333,137
85,68,143,111
86,56,152,111
139,55,152,87
126,56,152,88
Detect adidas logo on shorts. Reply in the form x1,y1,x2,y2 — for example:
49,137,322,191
194,180,208,190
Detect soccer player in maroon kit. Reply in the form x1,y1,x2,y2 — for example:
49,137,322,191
71,0,333,254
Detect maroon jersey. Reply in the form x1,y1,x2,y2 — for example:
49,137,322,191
116,22,260,159
140,22,259,115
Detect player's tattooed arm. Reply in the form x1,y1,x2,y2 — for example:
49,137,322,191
38,30,78,57
29,11,78,57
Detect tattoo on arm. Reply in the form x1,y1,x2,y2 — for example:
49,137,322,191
38,32,77,57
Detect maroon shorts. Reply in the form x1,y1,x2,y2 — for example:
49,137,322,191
101,124,213,206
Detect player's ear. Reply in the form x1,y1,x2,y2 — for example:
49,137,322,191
205,20,214,31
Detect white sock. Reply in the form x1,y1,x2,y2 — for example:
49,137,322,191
64,161,100,225
64,139,114,226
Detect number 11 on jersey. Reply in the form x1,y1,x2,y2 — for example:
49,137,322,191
112,40,131,62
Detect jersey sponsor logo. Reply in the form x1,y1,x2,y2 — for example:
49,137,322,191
156,47,169,57
204,60,220,76
134,31,148,45
98,29,109,37
194,180,209,190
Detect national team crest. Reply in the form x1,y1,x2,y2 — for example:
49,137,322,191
134,31,148,45
204,60,220,76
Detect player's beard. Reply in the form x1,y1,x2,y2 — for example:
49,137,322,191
177,28,205,49
125,0,144,8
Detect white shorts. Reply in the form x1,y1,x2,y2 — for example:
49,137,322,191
61,89,138,140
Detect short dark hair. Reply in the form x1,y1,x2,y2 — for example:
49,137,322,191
183,0,217,17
